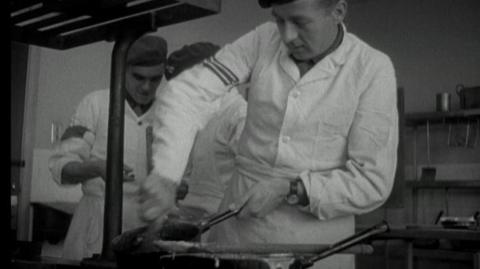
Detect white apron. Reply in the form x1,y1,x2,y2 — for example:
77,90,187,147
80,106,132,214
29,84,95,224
62,185,143,260
208,156,354,269
50,89,153,260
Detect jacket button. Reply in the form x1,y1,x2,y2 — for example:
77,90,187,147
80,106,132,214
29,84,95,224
282,135,291,143
291,91,300,98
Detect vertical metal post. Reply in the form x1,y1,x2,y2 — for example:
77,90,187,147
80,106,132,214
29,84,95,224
413,127,417,180
101,33,141,260
412,127,418,224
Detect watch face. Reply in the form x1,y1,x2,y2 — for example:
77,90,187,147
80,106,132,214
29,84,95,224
286,194,299,205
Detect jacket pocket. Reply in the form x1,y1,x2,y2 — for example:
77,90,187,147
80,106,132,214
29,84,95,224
313,106,352,162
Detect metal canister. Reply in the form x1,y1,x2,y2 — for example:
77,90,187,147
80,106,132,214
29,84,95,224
436,93,451,112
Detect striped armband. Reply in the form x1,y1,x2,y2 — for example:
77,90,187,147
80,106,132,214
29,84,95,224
203,56,239,86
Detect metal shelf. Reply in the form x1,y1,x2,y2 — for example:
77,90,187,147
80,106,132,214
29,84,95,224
374,226,480,241
10,0,221,49
406,180,480,189
405,108,480,127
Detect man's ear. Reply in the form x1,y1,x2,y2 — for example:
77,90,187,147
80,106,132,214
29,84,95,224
331,0,348,23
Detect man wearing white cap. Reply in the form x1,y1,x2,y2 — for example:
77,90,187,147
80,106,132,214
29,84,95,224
49,35,169,260
141,0,398,268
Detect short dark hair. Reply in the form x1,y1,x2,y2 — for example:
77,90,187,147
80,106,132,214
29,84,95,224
127,35,167,66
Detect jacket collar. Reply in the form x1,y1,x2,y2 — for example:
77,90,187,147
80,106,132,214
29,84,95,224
327,23,349,66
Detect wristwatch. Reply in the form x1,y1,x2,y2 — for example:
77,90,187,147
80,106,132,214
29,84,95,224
286,178,302,205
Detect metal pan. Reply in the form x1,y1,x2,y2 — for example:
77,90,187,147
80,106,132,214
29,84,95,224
114,221,388,269
156,221,389,269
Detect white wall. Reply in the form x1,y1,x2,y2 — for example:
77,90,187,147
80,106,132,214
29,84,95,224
347,0,480,113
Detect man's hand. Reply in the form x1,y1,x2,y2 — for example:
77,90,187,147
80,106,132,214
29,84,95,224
237,178,290,218
139,174,178,223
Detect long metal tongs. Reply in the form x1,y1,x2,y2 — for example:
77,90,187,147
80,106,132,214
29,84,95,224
289,221,389,269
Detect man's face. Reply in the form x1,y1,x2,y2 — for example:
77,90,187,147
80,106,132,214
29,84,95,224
125,64,165,105
272,0,344,61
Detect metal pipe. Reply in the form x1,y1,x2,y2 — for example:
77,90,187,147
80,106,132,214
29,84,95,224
447,123,452,146
101,33,142,260
426,120,431,165
465,120,471,148
474,119,479,148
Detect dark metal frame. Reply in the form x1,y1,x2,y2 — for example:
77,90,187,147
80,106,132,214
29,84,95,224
11,0,220,49
10,0,221,261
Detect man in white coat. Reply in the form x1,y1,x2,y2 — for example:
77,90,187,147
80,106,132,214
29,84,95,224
48,35,168,260
165,43,247,223
140,0,398,268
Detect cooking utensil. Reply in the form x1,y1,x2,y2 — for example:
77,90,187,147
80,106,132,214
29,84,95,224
439,212,480,250
440,213,479,230
290,221,389,268
456,84,480,110
420,121,436,181
112,203,246,269
465,118,479,148
153,241,374,255
159,203,244,241
156,221,389,269
472,119,479,148
436,93,451,112
157,245,374,269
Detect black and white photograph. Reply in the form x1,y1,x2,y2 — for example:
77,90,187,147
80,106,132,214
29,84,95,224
10,0,480,268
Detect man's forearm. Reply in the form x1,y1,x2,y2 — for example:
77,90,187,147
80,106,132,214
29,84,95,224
61,161,102,184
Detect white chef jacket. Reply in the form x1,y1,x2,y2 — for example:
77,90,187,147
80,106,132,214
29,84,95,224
148,22,398,269
49,89,154,260
179,89,247,218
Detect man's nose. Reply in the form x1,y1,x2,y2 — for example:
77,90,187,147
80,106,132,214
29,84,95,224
140,80,153,92
283,22,298,43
